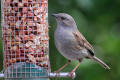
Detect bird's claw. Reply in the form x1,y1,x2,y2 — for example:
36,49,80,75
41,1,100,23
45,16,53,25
69,72,75,79
53,70,60,78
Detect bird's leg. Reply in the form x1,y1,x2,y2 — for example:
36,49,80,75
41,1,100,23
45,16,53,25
72,62,80,72
54,60,71,73
69,62,81,79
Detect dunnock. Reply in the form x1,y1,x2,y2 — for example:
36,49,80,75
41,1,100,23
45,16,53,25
52,13,110,77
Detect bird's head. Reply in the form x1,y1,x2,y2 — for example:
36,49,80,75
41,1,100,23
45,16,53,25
52,13,77,27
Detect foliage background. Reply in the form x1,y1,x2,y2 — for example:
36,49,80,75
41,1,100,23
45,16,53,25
49,0,120,80
0,0,120,80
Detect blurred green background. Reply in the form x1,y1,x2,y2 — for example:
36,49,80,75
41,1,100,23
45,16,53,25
0,0,120,80
49,0,120,80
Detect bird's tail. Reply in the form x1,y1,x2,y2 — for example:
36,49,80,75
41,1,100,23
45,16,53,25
90,56,110,69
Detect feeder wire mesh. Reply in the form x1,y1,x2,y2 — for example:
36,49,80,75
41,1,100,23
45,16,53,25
1,0,50,79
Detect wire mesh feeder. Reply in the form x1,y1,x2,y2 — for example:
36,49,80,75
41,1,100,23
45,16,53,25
1,0,50,79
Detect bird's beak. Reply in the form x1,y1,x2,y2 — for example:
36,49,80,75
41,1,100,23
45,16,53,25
51,14,57,18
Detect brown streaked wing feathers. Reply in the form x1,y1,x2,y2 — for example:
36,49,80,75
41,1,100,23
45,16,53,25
73,30,94,56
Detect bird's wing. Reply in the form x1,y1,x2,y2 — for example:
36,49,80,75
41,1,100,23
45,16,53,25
73,30,94,56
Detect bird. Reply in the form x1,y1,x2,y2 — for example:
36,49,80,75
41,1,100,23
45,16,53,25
52,13,110,78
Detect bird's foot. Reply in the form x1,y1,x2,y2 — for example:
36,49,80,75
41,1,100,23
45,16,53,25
69,71,75,79
53,70,60,78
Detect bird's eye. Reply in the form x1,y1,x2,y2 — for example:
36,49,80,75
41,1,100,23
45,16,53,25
61,17,66,20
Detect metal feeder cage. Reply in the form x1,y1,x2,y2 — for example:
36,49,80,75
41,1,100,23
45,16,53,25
1,0,50,79
1,0,76,79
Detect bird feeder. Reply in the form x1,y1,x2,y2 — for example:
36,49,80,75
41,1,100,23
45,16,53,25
1,0,50,79
1,0,76,79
